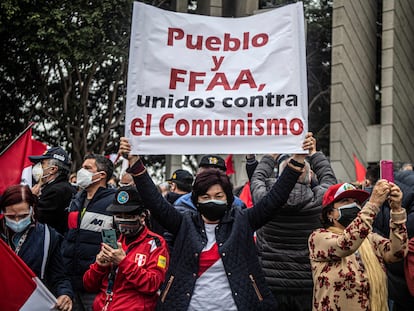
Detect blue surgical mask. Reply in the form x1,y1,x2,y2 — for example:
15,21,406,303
5,209,33,233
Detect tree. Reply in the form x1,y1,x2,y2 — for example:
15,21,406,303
1,0,331,178
0,0,173,170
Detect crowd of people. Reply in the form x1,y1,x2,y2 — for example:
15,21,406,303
0,132,413,311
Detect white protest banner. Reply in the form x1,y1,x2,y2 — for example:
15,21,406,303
126,2,308,155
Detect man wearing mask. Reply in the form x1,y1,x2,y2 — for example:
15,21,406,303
61,154,116,311
165,169,194,204
29,147,76,235
250,133,337,311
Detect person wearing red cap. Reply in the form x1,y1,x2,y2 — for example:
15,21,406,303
308,180,408,311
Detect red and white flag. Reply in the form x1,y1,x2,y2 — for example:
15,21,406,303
0,239,56,310
0,126,47,194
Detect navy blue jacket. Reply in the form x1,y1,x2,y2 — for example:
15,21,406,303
2,223,73,298
133,164,301,311
62,187,116,291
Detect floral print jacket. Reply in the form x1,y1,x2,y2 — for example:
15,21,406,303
308,202,408,310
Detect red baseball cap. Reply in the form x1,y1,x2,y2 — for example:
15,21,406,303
322,183,370,207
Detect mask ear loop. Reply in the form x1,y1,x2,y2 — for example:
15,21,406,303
29,206,36,223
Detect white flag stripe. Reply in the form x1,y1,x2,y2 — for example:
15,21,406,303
20,165,33,188
20,277,56,310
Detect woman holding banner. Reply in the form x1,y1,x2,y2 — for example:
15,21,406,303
118,135,314,310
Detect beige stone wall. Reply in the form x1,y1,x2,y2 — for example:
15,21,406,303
331,0,414,182
330,0,378,182
381,0,414,162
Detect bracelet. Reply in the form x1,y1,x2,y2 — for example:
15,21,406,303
289,158,305,168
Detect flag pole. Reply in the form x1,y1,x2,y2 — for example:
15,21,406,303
0,122,35,157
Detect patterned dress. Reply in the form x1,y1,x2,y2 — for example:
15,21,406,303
308,202,407,311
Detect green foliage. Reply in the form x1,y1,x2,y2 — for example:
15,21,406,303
1,0,137,169
0,0,331,179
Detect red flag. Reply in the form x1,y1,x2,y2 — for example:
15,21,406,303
0,127,47,194
0,239,56,310
239,181,253,208
353,153,366,183
225,154,235,176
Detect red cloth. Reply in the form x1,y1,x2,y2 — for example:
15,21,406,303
0,127,47,194
0,239,56,310
239,181,253,208
225,154,235,176
353,153,366,183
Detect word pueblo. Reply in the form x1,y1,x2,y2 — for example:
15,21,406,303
167,28,269,51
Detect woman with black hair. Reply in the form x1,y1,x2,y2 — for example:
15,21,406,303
118,136,313,311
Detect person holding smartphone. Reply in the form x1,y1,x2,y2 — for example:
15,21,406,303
83,186,169,311
309,181,408,311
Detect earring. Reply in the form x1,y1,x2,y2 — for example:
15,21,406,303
328,217,333,222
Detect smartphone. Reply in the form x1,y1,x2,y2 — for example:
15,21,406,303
101,229,118,249
380,160,394,183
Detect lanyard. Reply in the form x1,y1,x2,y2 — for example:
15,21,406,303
102,265,117,311
101,238,141,311
14,229,30,255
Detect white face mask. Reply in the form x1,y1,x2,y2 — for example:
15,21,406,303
32,162,54,183
32,162,43,182
76,168,100,189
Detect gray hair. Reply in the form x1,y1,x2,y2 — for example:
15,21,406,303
48,158,70,177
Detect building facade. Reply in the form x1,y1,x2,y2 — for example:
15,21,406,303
168,0,414,186
331,0,414,182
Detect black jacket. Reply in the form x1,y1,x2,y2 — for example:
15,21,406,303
133,164,301,311
61,187,116,291
37,174,76,235
250,152,337,296
373,170,414,309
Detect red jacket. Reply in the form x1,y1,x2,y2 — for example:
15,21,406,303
83,227,169,311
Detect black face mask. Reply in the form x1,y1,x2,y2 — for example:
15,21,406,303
165,192,182,204
197,200,228,221
336,202,361,227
